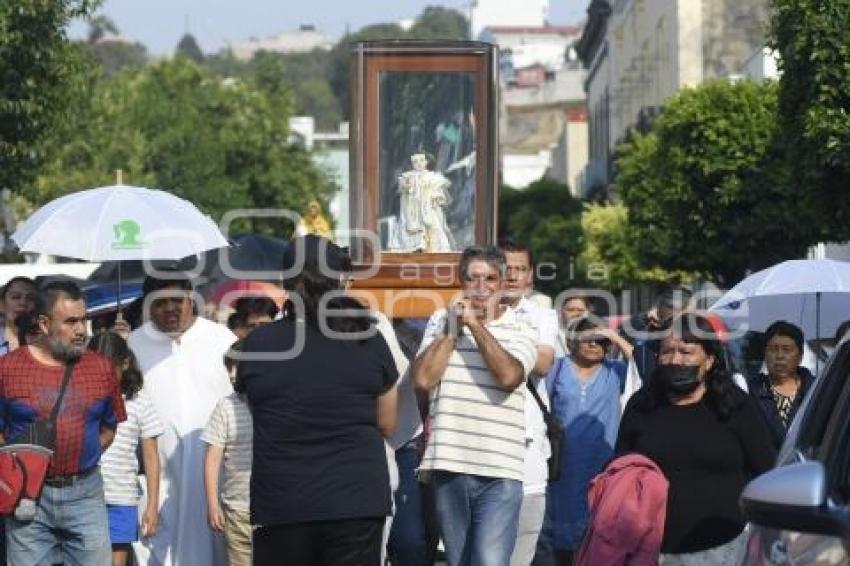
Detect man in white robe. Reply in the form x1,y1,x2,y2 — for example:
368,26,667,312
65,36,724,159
128,272,236,566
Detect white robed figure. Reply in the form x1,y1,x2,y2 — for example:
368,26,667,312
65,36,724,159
391,153,454,252
128,275,236,566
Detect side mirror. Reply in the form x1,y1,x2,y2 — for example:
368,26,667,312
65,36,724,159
741,461,845,536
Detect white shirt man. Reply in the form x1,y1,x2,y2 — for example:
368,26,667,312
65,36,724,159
501,245,559,566
128,275,236,566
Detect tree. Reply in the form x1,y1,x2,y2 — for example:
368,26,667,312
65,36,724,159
85,39,148,77
615,79,814,286
499,179,584,295
84,16,148,77
86,13,117,44
329,23,408,120
409,6,469,40
176,33,204,63
30,57,336,236
577,203,693,291
0,0,101,196
769,0,850,239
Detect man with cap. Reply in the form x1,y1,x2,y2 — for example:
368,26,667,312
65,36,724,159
128,270,236,566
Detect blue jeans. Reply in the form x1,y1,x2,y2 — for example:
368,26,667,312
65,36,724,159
388,443,433,566
6,469,111,566
434,471,523,566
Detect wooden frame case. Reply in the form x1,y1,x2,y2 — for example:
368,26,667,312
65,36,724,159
348,41,499,317
349,40,499,266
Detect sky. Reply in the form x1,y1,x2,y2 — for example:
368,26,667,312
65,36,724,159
68,0,591,55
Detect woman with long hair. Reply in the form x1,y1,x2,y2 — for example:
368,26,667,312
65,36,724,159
0,277,37,354
239,235,399,565
88,331,163,566
616,313,776,565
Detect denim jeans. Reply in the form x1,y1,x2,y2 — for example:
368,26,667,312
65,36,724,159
6,469,111,566
434,471,523,566
388,443,433,566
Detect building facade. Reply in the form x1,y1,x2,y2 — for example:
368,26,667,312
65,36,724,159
576,0,768,195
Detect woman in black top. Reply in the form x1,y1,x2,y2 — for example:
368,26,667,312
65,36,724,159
616,313,775,564
746,321,815,450
238,235,399,566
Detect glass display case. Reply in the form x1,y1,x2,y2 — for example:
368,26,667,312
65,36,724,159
349,41,499,263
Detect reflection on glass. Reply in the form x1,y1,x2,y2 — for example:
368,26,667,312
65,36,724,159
379,71,476,252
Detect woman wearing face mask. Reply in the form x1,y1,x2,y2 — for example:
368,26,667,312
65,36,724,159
616,313,775,565
746,321,815,450
547,317,633,565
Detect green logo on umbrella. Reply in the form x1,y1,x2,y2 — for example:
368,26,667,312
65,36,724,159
112,219,146,249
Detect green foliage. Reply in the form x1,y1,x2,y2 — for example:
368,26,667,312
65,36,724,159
769,0,850,236
86,14,117,43
616,79,814,285
0,0,101,193
408,7,469,40
175,33,204,63
578,203,692,291
499,179,584,295
30,57,335,237
331,7,469,120
84,40,148,77
84,14,148,77
329,23,408,120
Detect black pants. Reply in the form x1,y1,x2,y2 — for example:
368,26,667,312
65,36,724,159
253,517,385,566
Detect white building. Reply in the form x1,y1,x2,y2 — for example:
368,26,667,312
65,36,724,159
471,0,548,40
484,22,588,194
226,25,332,61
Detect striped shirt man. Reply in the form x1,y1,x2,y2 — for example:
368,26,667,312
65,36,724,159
418,307,538,481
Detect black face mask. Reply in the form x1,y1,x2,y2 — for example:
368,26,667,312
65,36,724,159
656,364,702,395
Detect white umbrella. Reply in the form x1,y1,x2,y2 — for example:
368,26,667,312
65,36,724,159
11,184,229,314
709,259,850,342
12,184,227,261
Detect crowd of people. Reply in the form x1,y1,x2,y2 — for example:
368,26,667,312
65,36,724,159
0,235,835,566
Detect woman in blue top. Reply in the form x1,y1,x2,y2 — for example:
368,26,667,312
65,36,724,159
547,316,633,565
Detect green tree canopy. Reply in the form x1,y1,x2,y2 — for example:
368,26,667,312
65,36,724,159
175,33,204,63
86,13,117,44
615,79,814,286
0,0,101,195
409,7,469,40
577,203,694,291
499,178,584,295
770,0,850,238
83,16,148,77
30,57,335,236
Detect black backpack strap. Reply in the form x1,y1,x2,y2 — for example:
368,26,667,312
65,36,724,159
48,361,76,424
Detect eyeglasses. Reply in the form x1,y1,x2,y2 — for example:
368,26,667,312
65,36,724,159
579,335,611,348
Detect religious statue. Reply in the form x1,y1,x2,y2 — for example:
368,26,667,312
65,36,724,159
390,153,454,252
295,200,334,241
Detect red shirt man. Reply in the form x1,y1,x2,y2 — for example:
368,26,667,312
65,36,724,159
0,280,125,565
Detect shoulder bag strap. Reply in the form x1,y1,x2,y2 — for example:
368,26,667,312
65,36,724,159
527,377,551,419
48,361,76,424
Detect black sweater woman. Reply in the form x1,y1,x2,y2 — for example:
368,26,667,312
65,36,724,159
616,313,776,562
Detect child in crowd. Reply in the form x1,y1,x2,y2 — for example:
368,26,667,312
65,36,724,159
88,331,164,566
202,341,253,566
